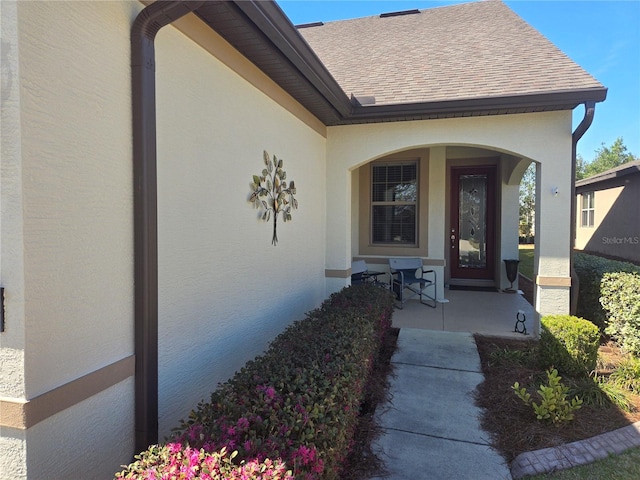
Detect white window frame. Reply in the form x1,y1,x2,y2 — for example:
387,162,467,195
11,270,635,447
370,161,418,246
581,191,595,227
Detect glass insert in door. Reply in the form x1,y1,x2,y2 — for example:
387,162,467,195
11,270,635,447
458,174,488,269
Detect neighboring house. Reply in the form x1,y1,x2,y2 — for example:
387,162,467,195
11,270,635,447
575,161,640,263
0,1,605,478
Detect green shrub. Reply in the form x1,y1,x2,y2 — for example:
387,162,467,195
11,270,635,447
512,368,583,423
609,356,640,394
574,253,640,331
569,375,633,412
116,284,395,480
488,345,537,368
601,272,640,357
539,315,600,377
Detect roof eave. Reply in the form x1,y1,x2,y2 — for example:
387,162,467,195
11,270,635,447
342,88,608,125
576,161,640,188
229,0,353,118
195,1,607,127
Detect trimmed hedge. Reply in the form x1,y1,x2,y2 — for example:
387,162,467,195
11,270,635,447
574,253,640,331
601,272,640,357
539,315,600,377
116,284,395,480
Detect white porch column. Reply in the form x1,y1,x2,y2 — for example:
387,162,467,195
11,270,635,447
500,157,528,291
534,153,573,321
325,160,351,295
428,147,446,300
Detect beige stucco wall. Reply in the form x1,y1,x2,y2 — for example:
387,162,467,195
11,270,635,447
155,22,327,437
1,3,28,476
326,111,573,318
18,0,136,402
25,377,135,480
2,2,329,477
575,187,622,249
1,0,27,403
575,181,640,263
1,1,139,478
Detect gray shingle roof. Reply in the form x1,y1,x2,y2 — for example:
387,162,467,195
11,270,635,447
297,0,604,106
576,160,640,188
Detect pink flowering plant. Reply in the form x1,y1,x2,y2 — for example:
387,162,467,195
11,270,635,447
115,444,292,479
116,285,394,480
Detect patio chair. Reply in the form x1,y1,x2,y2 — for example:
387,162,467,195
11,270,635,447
389,257,436,309
351,260,368,285
351,260,386,286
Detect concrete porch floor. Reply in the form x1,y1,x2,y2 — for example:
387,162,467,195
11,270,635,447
391,288,536,339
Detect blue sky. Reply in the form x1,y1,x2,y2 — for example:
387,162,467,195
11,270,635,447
277,1,640,162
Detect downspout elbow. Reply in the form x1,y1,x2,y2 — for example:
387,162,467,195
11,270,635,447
572,101,596,145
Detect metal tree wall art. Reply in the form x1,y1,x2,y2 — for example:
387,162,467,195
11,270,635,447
250,150,298,246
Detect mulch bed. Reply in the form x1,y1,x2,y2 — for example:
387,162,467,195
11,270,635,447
474,335,640,462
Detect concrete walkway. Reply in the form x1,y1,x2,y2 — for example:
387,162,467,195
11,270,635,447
370,328,512,479
369,327,640,479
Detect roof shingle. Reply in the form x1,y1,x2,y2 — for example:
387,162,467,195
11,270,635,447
297,0,604,106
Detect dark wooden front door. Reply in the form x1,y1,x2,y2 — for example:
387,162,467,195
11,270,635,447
450,166,496,282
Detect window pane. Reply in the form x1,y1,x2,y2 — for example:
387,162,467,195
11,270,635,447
387,165,402,183
458,174,487,268
371,163,418,245
372,184,387,202
394,181,417,202
402,163,417,182
372,166,387,183
372,164,417,202
372,205,416,244
580,192,594,227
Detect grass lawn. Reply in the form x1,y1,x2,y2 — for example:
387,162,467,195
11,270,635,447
518,244,535,279
529,446,640,479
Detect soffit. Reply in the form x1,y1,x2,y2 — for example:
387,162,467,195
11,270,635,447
192,1,347,125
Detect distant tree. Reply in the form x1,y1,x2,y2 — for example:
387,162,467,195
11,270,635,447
575,153,587,181
519,162,536,241
582,137,637,179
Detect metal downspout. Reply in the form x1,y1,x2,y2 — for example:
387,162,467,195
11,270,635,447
570,101,596,314
131,0,203,452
